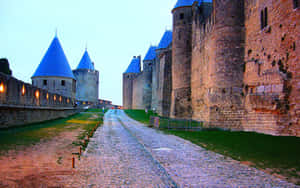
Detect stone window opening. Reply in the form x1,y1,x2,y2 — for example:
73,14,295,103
43,80,47,86
294,0,299,9
258,63,262,75
180,13,184,20
61,80,65,86
260,7,268,30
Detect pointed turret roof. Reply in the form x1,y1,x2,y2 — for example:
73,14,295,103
144,46,157,61
124,56,141,74
76,49,95,70
32,36,75,79
173,0,211,11
157,31,172,50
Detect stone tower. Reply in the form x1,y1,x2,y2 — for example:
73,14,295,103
32,35,76,98
170,0,195,118
73,49,99,103
123,56,141,109
155,31,173,117
143,46,157,110
191,0,245,129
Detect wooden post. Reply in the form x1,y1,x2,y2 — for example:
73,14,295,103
79,147,82,155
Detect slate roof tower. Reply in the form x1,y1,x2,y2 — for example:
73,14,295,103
143,46,157,110
170,0,196,118
155,30,173,117
73,49,99,103
123,56,141,109
32,35,76,98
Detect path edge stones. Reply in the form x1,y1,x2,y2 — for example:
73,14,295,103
118,117,179,188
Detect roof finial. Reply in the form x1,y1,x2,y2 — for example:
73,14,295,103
55,28,58,38
85,42,88,51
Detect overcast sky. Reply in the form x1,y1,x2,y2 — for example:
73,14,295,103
0,0,175,105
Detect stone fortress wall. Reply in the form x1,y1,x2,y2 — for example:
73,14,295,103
32,76,76,99
0,72,77,129
242,0,300,136
123,0,299,136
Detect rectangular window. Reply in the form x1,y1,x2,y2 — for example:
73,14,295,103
43,80,47,86
61,80,65,86
180,13,184,20
294,0,299,8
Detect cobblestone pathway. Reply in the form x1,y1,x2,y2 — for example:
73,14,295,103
80,110,177,187
80,110,298,188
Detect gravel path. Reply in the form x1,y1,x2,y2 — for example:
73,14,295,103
81,110,298,188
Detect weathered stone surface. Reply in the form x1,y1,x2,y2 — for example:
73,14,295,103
243,0,300,136
73,69,99,103
156,47,172,117
191,0,245,129
170,6,194,119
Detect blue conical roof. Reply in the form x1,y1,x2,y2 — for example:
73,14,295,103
32,36,75,79
124,56,141,74
157,31,172,50
173,0,211,10
144,46,157,61
76,50,95,70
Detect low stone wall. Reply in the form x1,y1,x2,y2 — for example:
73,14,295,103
0,73,78,129
0,106,79,129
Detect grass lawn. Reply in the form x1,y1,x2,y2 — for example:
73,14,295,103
124,109,157,124
0,109,105,154
125,109,300,184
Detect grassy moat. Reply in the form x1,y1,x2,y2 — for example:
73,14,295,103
0,109,105,154
124,109,300,185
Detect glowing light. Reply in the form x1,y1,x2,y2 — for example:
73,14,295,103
83,102,86,105
35,90,40,99
46,93,49,100
59,96,62,102
21,85,26,96
0,83,4,93
54,95,57,101
67,98,70,103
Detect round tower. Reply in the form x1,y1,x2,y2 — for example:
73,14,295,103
32,36,76,98
122,56,141,109
170,0,196,118
73,49,99,103
143,46,157,110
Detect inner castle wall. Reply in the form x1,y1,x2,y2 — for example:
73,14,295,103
0,72,77,129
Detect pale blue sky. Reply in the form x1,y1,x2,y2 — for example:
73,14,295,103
0,0,175,105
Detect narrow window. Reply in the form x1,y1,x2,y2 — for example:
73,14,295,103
260,7,268,29
258,63,261,75
180,13,184,20
264,7,268,27
61,80,65,86
43,80,47,86
260,10,264,29
294,0,299,8
178,31,181,40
